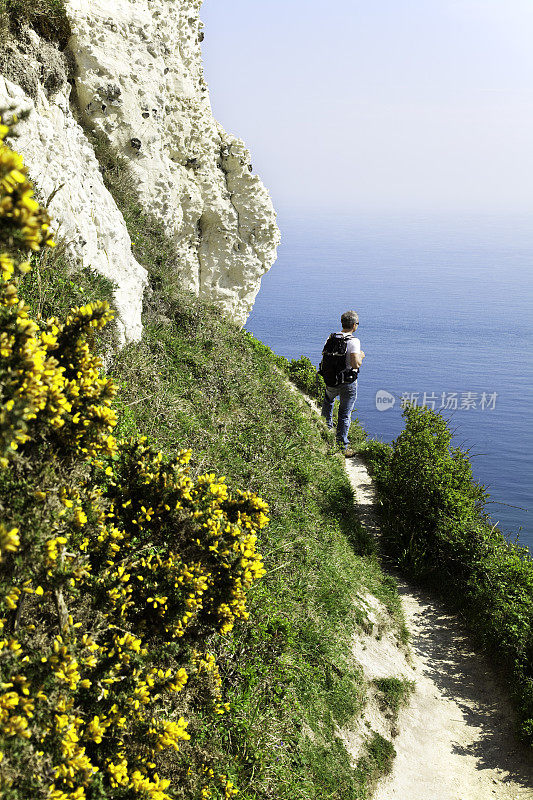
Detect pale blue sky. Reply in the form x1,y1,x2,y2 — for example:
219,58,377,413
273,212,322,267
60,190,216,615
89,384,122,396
201,0,533,215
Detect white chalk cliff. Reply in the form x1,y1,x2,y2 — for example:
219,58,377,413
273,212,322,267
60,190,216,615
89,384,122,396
0,0,280,342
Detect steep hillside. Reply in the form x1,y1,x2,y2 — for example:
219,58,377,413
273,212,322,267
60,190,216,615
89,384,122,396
0,119,407,800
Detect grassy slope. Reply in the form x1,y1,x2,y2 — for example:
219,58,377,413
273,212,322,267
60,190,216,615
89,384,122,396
112,297,402,799
18,145,406,798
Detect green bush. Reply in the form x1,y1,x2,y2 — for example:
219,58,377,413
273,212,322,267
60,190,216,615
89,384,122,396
365,404,533,743
359,439,392,475
286,356,325,402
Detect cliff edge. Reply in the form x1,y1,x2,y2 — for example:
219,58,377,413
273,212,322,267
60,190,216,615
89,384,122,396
0,0,280,342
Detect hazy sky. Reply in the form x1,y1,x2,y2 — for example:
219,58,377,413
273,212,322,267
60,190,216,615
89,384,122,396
201,0,533,215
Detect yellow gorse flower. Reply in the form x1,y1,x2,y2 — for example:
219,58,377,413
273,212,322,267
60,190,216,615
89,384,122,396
0,525,19,561
0,124,269,800
0,123,54,251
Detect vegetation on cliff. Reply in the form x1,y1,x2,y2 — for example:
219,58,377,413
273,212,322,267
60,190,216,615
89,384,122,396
0,0,71,48
1,123,404,800
363,405,533,744
3,1,531,796
0,121,272,800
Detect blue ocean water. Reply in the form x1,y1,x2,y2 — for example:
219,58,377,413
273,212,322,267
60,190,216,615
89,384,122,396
246,211,533,549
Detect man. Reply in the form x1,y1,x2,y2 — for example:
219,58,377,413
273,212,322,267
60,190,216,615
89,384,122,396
320,310,365,457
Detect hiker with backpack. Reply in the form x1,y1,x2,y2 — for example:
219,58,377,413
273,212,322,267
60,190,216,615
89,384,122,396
319,310,365,458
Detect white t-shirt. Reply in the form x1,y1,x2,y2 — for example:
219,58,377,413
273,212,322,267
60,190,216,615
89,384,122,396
338,332,361,369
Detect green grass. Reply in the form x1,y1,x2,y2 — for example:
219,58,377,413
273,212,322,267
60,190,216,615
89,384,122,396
107,289,404,798
374,678,414,720
18,244,119,353
20,257,405,799
15,127,408,798
356,733,396,787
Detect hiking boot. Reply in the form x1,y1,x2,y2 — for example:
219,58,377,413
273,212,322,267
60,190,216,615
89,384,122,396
344,447,356,458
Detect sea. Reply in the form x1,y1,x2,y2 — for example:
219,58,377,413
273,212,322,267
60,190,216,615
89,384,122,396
246,211,533,551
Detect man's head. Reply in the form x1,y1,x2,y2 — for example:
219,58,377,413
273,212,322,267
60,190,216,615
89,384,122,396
341,310,359,330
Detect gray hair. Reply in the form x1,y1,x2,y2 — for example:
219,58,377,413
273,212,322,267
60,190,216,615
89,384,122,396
341,310,359,329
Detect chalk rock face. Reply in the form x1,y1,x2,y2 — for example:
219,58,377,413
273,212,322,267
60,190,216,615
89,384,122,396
0,1,279,340
67,0,280,324
0,46,147,344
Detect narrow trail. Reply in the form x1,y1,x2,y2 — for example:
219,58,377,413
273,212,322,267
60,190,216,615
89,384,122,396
345,455,533,800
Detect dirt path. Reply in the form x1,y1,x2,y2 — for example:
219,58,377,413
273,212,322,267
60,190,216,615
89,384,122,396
345,455,533,800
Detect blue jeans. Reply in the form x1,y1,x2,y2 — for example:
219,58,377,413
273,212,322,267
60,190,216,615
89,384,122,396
321,382,358,446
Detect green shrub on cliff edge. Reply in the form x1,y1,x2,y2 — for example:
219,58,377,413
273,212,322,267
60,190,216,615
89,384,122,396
363,404,533,744
286,355,326,403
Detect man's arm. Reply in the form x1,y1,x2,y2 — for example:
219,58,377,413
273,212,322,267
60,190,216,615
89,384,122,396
350,350,365,369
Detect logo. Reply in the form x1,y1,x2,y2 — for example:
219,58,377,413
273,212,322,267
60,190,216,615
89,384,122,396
375,390,396,411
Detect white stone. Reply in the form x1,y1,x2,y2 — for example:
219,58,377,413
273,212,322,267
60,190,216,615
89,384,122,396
0,0,279,338
66,0,280,325
0,75,147,344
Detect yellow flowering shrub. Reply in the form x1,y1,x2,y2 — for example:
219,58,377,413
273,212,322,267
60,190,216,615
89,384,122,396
0,124,268,799
0,119,54,252
98,440,267,639
0,123,117,468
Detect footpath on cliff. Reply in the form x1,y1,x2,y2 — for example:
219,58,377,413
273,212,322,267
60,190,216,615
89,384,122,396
344,455,533,800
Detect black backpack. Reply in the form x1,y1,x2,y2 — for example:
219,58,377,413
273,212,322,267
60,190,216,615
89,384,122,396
318,333,359,387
